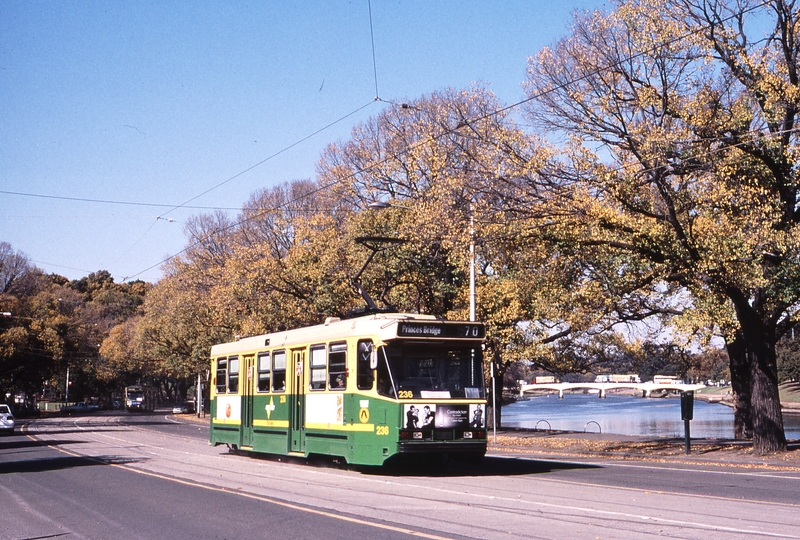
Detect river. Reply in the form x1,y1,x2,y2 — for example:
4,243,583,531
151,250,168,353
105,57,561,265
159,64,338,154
502,393,800,440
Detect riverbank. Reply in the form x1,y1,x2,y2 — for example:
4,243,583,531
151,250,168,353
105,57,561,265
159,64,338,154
488,427,800,469
694,381,800,415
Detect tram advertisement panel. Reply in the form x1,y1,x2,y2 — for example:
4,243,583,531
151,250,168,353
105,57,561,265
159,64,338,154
403,404,485,429
216,395,241,421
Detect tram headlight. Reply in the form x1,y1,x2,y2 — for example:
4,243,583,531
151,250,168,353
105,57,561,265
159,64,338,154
463,431,473,439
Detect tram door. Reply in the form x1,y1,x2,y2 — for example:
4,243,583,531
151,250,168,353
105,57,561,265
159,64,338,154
289,349,306,453
241,355,255,448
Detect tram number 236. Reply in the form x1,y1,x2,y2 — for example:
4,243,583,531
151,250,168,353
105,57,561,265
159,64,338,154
398,391,413,399
376,425,390,436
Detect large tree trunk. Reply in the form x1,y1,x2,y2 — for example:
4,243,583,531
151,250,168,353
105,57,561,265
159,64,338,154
726,332,753,440
748,336,787,454
732,292,787,454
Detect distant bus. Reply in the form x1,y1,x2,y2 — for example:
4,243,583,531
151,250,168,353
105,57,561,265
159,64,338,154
596,374,641,383
609,374,641,383
124,385,157,412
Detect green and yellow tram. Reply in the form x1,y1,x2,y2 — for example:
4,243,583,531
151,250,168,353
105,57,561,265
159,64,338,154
209,312,487,466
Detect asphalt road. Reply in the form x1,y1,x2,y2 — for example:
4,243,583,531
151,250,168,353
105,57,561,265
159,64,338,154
1,411,798,540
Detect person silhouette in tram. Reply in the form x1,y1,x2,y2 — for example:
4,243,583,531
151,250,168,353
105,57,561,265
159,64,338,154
471,405,483,428
406,405,419,428
421,405,435,429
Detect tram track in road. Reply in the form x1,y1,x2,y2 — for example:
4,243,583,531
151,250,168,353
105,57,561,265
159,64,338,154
20,417,581,539
18,415,800,540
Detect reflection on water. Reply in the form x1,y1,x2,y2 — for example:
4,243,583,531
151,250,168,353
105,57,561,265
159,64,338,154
502,394,800,440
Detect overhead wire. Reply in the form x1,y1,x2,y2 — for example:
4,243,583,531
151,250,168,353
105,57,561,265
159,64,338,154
122,1,387,280
38,2,385,281
110,98,379,280
129,0,389,225
368,0,380,99
126,0,780,280
0,190,240,210
155,100,379,221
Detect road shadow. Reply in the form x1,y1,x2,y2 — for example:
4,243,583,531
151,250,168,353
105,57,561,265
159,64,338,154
362,455,600,477
0,437,90,452
223,447,599,477
28,428,127,437
0,454,146,474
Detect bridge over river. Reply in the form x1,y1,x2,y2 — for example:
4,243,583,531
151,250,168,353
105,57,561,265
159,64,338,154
519,381,706,399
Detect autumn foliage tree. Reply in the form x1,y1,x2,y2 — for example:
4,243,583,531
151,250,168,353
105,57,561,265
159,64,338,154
520,0,800,453
1,243,149,404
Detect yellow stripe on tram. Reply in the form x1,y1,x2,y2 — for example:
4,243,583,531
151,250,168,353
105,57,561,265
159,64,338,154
305,422,375,432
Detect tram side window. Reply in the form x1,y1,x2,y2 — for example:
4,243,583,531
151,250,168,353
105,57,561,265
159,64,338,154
216,358,227,394
228,356,240,393
272,350,286,392
328,342,347,390
257,352,270,392
309,345,326,390
357,340,374,391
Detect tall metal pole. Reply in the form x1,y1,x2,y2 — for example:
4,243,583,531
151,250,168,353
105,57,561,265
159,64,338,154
470,203,495,441
469,203,476,323
197,371,205,418
65,366,70,404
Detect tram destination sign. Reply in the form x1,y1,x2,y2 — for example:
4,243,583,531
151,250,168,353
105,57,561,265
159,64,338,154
397,322,485,339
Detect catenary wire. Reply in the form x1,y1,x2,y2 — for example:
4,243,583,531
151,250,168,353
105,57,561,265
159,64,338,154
126,0,779,280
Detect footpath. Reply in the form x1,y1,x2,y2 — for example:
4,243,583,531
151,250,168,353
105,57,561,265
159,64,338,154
487,428,800,470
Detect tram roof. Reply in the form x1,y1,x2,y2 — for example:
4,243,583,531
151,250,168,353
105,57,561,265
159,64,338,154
210,312,483,356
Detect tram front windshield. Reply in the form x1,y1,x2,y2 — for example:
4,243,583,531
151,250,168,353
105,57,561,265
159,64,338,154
378,342,485,399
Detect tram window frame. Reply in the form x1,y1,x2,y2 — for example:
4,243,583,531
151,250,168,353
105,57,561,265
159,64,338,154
272,350,286,392
309,345,326,390
228,356,240,393
357,340,375,391
328,342,347,390
257,352,271,393
215,358,227,394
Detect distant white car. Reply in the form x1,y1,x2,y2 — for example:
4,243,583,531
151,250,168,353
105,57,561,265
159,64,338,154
0,404,15,434
172,402,195,414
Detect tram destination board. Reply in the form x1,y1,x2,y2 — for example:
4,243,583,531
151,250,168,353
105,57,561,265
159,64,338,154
397,321,485,339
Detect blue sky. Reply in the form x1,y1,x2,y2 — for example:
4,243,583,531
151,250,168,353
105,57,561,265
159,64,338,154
1,1,605,283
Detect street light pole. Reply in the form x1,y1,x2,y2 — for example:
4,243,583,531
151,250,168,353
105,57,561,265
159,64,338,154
469,203,476,323
371,198,494,438
467,202,494,440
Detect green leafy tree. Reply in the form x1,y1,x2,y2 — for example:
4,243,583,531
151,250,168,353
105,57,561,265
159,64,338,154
778,333,800,383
